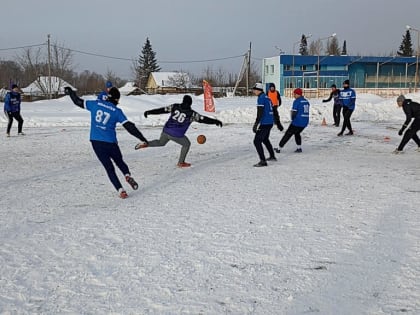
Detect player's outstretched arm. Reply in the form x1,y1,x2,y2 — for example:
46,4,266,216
64,87,84,109
123,121,148,143
144,106,170,118
195,113,222,127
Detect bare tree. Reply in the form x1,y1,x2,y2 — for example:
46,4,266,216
51,42,74,79
104,69,126,88
167,71,191,89
309,39,324,55
326,36,341,56
0,60,24,88
16,40,75,95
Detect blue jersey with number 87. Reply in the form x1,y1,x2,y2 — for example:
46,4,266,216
85,100,128,143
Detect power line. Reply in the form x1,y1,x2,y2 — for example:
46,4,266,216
0,43,46,51
54,45,246,64
1,42,248,70
159,54,247,64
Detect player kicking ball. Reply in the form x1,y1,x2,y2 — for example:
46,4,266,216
136,95,222,167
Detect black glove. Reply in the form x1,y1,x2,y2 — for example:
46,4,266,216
398,129,404,136
277,122,284,131
144,111,149,118
64,87,72,95
215,120,223,127
253,123,259,133
322,100,327,103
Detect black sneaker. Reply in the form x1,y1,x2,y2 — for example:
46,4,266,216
125,175,138,190
274,148,281,153
253,161,268,167
337,132,343,137
266,156,277,161
294,148,302,153
345,131,354,136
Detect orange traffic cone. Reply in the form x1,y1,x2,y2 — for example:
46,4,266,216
321,117,327,126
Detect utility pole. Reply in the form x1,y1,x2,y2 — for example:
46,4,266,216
247,42,251,96
47,34,52,99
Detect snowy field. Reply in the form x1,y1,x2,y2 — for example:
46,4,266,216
0,93,419,314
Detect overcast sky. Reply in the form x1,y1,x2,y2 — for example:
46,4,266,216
1,0,420,80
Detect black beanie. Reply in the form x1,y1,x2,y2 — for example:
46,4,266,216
182,95,192,106
343,80,350,85
107,87,120,103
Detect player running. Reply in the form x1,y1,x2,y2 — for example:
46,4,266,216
64,86,148,198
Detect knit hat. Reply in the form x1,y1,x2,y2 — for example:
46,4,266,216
11,84,18,89
331,84,337,88
396,95,405,103
269,83,275,89
293,88,303,96
343,79,350,85
252,82,264,91
182,95,192,106
106,81,113,88
107,87,120,103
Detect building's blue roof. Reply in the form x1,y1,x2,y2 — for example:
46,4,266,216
279,55,417,65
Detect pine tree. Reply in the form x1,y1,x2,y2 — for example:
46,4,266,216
134,38,161,90
398,30,413,56
299,34,309,56
327,36,341,56
341,40,347,55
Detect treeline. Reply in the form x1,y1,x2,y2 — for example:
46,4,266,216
1,38,260,94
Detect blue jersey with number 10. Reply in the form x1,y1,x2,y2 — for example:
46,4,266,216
85,100,128,143
292,96,310,127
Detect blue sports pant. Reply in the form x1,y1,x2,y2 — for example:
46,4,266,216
91,140,130,191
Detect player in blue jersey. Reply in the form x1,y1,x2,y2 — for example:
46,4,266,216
251,82,276,167
4,84,24,137
136,95,223,168
97,81,113,101
64,86,148,199
275,88,310,153
337,79,356,136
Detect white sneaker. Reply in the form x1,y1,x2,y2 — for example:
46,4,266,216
18,132,25,136
392,149,403,154
416,147,420,152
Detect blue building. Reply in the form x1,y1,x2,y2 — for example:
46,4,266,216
262,55,418,98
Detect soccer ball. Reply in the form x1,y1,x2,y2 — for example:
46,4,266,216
197,134,206,144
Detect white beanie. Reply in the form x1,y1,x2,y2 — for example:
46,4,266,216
252,82,264,91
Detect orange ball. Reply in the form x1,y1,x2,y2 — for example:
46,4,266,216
197,134,206,144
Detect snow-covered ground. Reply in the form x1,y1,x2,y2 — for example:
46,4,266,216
0,92,419,314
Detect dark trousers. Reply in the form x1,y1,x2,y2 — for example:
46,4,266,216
253,124,275,162
279,124,306,148
398,118,420,151
340,107,354,134
6,111,24,134
333,104,342,126
91,140,130,191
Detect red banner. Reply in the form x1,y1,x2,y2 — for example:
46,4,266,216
203,80,215,112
